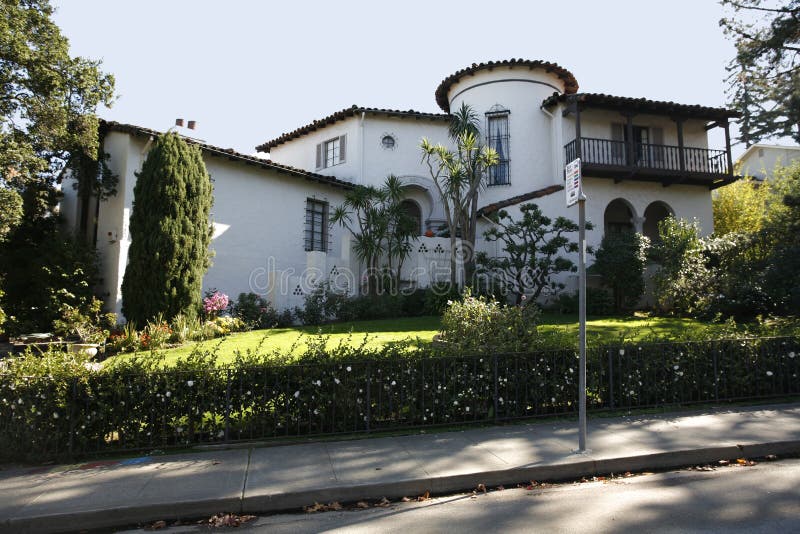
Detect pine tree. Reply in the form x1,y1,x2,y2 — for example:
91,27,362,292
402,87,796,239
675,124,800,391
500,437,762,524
121,133,213,325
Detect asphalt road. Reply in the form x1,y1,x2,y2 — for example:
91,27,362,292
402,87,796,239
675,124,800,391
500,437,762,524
122,459,800,533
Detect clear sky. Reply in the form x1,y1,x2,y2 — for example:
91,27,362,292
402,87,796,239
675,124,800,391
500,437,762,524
52,0,747,156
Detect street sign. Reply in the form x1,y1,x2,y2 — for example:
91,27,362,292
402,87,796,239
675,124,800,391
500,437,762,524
566,158,582,207
565,157,588,453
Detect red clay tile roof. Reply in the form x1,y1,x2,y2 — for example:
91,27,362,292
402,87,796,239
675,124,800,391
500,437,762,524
541,93,739,120
255,105,450,152
477,184,565,216
435,59,579,112
100,121,354,190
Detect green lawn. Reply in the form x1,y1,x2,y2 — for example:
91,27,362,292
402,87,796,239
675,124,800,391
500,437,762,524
107,313,730,367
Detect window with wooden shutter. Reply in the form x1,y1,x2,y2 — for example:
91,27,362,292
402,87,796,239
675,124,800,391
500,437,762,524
315,143,323,169
338,135,346,163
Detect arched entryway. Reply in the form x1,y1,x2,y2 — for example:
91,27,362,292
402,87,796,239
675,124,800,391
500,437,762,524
400,199,423,235
604,198,636,235
643,201,673,243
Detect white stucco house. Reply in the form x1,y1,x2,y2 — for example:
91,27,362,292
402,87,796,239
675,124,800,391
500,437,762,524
736,143,800,181
61,59,739,319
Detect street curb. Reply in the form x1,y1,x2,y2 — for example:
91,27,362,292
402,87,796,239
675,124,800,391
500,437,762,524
241,440,800,515
7,440,800,533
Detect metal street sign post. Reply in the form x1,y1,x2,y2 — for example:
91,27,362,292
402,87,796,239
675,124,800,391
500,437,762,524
566,158,588,453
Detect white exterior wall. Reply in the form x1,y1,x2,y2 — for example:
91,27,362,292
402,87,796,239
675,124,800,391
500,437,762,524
267,117,362,183
202,156,350,312
574,109,709,149
93,131,354,319
738,145,800,180
447,68,568,206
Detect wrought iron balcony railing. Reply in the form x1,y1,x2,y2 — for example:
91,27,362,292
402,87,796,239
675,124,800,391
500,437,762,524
565,138,730,176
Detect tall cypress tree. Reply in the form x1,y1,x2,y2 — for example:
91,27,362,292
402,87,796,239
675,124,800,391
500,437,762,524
121,133,213,325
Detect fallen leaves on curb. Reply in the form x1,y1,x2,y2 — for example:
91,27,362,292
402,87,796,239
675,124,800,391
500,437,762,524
417,491,430,502
477,483,487,493
304,502,342,513
147,520,167,530
765,454,778,461
198,513,256,527
401,496,412,502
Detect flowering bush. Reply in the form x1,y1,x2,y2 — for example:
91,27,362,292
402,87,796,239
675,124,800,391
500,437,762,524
439,291,541,353
203,291,229,319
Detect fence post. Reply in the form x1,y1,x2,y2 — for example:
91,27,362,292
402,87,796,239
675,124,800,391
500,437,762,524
67,377,77,458
224,369,231,442
713,342,719,402
493,353,499,423
366,361,372,432
608,349,615,410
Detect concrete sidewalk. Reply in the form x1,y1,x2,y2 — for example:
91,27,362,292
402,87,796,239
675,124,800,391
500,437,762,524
2,403,799,533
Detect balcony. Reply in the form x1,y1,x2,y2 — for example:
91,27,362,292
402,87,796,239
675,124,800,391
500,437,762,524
564,138,735,188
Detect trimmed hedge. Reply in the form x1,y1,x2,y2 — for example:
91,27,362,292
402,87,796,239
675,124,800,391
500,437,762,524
1,336,798,462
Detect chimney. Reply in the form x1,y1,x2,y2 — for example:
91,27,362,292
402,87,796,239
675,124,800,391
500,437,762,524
175,118,184,127
187,120,196,130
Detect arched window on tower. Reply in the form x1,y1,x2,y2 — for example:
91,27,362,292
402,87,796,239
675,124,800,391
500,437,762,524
486,105,510,185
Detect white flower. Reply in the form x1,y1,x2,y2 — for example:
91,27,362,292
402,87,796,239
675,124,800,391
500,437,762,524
187,380,194,387
315,380,321,386
53,412,59,419
166,391,171,398
498,397,503,403
619,349,625,356
391,380,396,386
294,390,300,398
789,352,796,359
453,400,459,406
346,366,352,372
673,365,680,370
313,409,319,415
334,378,340,385
766,371,774,377
218,430,225,438
176,426,183,433
629,390,635,395
465,407,470,412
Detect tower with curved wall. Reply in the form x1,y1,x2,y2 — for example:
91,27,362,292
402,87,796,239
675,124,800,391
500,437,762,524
434,59,579,206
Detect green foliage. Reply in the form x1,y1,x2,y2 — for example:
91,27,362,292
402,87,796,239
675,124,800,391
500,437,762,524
713,176,771,235
0,217,100,335
477,203,587,305
53,297,115,344
0,188,23,242
423,282,461,315
439,291,541,353
232,292,284,329
592,231,649,312
721,0,800,144
650,217,714,315
549,288,615,316
0,0,115,219
121,133,213,325
331,175,417,295
420,103,499,285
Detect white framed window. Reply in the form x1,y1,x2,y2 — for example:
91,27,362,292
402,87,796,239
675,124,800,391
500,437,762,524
316,135,346,169
305,198,328,252
486,111,510,185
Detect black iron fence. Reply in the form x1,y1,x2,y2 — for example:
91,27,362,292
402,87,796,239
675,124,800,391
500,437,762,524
565,138,729,175
1,337,798,461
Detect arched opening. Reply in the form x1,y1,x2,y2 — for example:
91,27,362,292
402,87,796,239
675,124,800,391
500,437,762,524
643,201,673,243
400,199,423,235
604,198,636,235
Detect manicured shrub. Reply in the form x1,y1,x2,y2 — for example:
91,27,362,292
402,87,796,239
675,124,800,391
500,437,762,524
423,282,461,315
592,231,649,312
121,132,213,325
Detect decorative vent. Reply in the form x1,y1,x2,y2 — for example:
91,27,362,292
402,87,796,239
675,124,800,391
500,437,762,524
418,243,429,254
433,243,445,254
292,285,303,296
330,266,340,276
